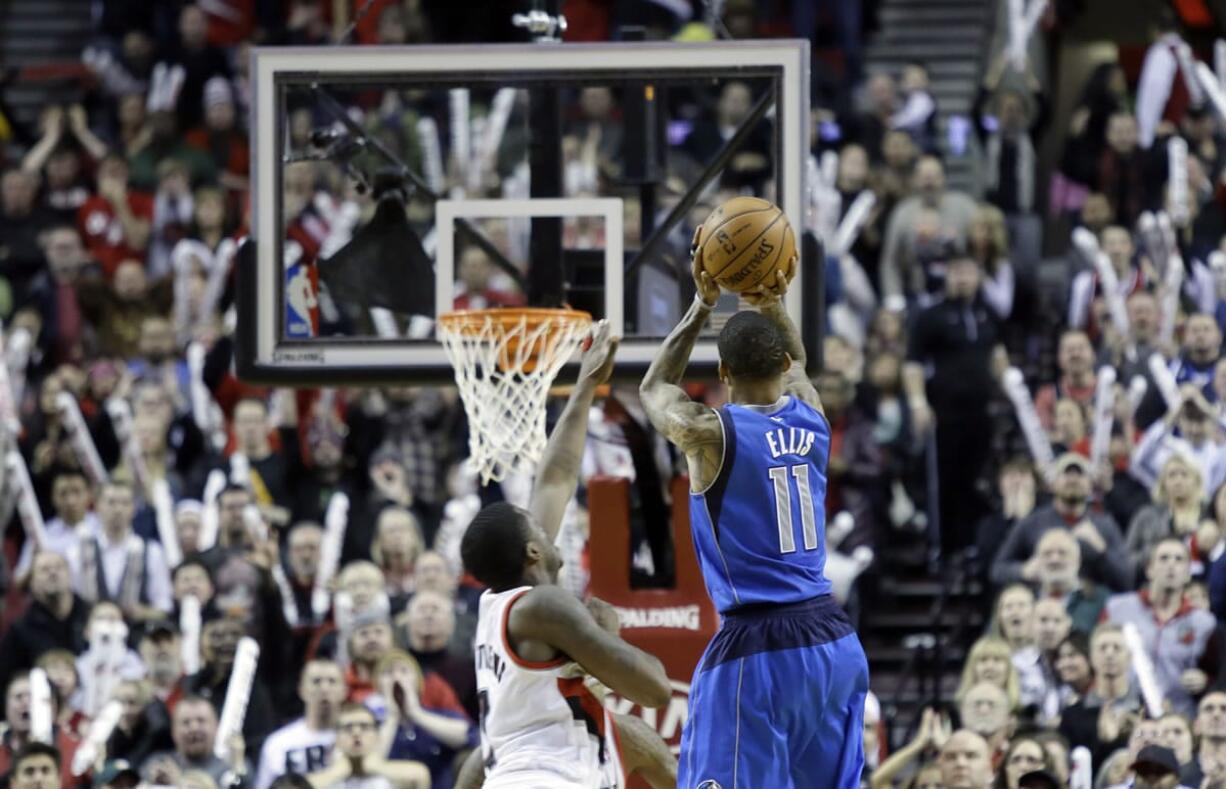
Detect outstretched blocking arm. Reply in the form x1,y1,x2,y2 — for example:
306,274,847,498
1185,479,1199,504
531,321,618,544
511,586,671,708
639,256,724,488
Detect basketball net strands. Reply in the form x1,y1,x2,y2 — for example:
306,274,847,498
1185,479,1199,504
438,308,592,484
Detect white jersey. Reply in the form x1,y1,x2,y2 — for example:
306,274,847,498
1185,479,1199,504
333,779,392,789
475,587,624,788
254,719,335,789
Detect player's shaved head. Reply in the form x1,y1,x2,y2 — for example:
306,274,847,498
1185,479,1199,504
717,311,790,383
463,502,562,591
462,503,531,591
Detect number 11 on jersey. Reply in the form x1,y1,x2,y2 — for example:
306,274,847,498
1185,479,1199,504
768,464,819,554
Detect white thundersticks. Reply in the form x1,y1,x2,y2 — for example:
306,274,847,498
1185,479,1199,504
214,637,261,763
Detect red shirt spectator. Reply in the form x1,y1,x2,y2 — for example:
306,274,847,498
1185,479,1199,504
344,664,465,715
1034,330,1098,432
77,155,153,278
0,673,84,788
201,0,257,46
185,77,249,197
0,728,83,788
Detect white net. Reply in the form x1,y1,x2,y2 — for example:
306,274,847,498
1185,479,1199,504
438,309,592,484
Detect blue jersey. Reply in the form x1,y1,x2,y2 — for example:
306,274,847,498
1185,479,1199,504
689,395,833,613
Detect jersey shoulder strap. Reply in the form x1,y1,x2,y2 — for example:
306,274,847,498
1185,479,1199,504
497,587,568,671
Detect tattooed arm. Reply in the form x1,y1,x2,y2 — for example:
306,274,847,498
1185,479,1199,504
640,255,724,492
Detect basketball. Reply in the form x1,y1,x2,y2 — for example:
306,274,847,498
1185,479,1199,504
696,196,796,294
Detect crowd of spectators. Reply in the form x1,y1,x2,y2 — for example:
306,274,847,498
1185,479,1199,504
843,5,1226,789
0,2,899,788
11,0,1226,789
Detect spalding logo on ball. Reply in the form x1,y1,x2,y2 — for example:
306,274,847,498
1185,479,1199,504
692,196,797,294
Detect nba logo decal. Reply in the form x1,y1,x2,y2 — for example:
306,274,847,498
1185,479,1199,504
284,257,319,339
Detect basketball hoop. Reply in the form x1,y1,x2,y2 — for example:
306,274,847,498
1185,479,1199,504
438,308,592,484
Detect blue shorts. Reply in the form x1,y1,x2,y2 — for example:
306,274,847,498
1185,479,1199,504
678,595,869,789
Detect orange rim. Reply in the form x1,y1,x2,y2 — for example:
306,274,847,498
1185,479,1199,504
438,307,592,337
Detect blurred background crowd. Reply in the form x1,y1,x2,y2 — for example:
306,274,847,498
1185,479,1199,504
7,0,1226,788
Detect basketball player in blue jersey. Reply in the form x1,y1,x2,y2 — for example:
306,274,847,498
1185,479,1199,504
640,252,870,789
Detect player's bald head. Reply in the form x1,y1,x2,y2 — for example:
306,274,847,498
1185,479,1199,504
717,311,790,383
462,503,531,591
462,502,562,590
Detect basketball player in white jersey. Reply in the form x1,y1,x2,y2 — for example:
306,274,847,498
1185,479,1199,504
455,322,677,789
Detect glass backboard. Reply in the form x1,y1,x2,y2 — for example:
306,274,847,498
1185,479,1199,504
238,40,812,384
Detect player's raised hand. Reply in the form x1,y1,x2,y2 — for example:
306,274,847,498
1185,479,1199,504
742,251,798,307
690,230,721,307
579,319,619,384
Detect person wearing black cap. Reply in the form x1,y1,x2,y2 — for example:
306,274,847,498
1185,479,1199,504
137,620,183,704
991,452,1131,592
1017,768,1061,789
1131,744,1187,789
94,758,140,788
